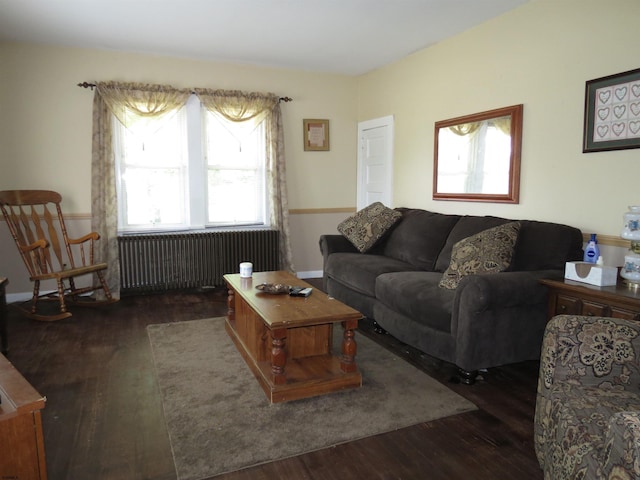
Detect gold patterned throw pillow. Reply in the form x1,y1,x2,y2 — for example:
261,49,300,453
338,202,402,253
438,221,521,289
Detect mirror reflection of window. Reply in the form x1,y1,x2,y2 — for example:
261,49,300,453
433,104,522,204
437,116,511,194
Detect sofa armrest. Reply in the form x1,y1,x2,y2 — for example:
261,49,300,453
451,270,565,377
319,234,358,260
535,317,640,472
603,411,640,478
453,270,560,312
538,315,640,392
319,235,359,291
535,315,640,470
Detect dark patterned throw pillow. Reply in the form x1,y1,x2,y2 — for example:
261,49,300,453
338,202,402,253
438,221,521,289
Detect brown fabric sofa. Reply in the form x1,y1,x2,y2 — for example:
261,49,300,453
319,207,583,383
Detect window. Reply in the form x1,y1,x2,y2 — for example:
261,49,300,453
115,106,189,230
114,95,269,233
204,111,267,227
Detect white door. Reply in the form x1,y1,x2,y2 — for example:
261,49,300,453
357,116,394,210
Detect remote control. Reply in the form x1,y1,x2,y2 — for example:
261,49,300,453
289,287,313,297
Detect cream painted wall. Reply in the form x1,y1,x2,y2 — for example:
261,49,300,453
289,211,348,275
357,0,640,242
0,43,357,294
0,43,358,209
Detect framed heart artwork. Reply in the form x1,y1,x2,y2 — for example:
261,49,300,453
583,67,640,153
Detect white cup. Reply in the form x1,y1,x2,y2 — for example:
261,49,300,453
239,262,253,278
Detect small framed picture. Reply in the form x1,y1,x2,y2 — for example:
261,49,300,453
303,119,330,151
583,67,640,153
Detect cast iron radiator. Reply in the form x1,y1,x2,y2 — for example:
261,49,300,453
118,230,280,294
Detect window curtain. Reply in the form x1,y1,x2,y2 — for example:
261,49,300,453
91,81,191,298
464,123,486,193
194,88,295,273
490,116,511,136
449,122,481,136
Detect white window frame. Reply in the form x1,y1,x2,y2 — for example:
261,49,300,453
113,94,270,234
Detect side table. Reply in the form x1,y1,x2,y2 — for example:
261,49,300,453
539,278,640,321
0,277,7,355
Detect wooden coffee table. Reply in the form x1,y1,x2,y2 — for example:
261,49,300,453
224,271,363,403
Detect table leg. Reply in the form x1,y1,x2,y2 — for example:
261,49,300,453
226,284,235,320
271,328,287,385
0,278,7,356
341,318,358,373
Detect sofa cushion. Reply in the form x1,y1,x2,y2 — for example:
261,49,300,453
376,271,456,333
435,215,511,272
337,202,402,253
383,209,460,270
439,221,521,289
324,252,421,297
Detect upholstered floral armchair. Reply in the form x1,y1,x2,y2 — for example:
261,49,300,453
534,314,640,480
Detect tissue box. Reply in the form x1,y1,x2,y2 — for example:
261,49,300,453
565,261,618,286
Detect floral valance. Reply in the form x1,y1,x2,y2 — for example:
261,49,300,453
95,81,280,128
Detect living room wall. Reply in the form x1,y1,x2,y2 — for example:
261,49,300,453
357,0,639,255
2,0,638,296
0,43,358,294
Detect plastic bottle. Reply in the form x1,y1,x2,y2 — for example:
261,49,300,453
583,234,600,264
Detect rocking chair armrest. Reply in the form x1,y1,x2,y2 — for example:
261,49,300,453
19,238,49,252
68,232,100,244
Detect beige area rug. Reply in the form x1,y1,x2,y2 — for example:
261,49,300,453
147,317,477,480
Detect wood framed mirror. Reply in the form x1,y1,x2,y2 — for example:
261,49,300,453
433,104,523,203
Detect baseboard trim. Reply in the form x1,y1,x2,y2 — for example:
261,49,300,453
7,292,47,304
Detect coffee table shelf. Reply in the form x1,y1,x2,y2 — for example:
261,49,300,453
224,271,363,403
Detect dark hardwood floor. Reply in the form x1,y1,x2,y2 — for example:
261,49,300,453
3,280,543,480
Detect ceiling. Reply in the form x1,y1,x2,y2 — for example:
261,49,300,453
0,0,529,76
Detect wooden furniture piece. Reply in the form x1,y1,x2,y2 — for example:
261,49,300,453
0,354,47,479
224,270,363,403
0,277,7,355
0,190,117,321
540,278,640,321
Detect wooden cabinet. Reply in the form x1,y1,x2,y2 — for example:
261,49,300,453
0,354,47,479
540,278,640,321
0,277,7,355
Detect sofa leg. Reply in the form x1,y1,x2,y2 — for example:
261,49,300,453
372,320,387,335
458,369,478,385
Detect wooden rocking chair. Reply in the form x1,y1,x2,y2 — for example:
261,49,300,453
0,190,117,321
